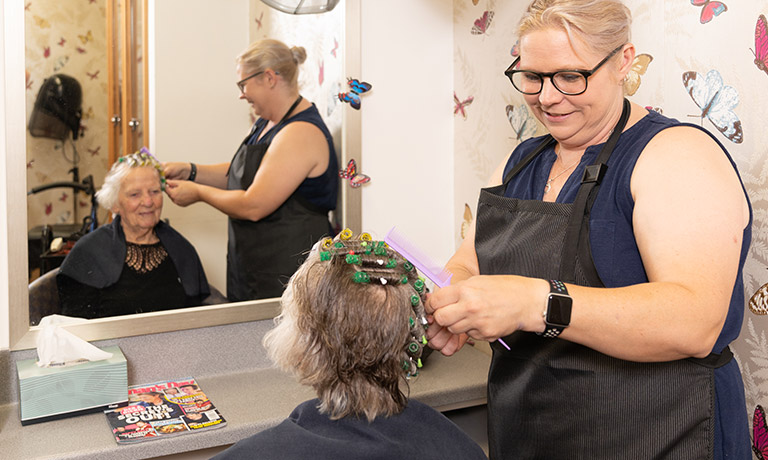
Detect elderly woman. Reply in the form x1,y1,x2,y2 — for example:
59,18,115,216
57,150,210,319
426,0,751,458
163,38,338,302
212,231,487,460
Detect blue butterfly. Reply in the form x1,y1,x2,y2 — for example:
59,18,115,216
682,69,743,144
338,78,372,110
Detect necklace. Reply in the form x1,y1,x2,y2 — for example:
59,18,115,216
544,156,581,193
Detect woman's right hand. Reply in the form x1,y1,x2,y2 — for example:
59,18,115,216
162,162,192,181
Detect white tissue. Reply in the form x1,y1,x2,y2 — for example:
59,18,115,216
36,315,113,368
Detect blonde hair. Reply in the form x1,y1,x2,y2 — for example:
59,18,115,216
236,39,307,90
518,0,631,57
263,231,430,422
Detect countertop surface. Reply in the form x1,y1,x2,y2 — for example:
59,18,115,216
0,345,490,460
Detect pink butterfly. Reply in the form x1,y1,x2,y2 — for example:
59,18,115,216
254,11,263,30
454,92,473,119
471,10,494,35
752,15,768,76
691,0,727,24
754,405,768,459
331,38,339,58
338,159,370,188
319,60,324,85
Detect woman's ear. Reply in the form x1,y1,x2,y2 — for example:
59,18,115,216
617,43,637,82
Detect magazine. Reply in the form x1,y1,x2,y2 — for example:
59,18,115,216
104,377,226,444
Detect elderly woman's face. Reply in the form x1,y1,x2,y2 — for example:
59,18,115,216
113,167,163,236
519,28,625,150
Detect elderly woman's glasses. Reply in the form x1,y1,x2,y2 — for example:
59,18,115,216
504,45,624,96
236,70,265,92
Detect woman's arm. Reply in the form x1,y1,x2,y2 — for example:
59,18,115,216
163,162,231,189
428,126,749,362
165,122,329,221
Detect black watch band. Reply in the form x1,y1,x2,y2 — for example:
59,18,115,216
538,279,572,339
188,163,197,182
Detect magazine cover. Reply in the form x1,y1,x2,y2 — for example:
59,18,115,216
104,377,226,444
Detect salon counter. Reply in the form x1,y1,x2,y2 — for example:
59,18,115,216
0,320,491,460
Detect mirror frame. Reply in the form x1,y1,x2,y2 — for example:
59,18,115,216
7,0,362,350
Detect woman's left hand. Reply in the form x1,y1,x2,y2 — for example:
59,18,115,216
165,179,200,207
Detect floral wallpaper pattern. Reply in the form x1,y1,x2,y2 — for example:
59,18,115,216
453,0,768,448
25,0,110,238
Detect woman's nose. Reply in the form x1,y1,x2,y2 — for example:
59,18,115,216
538,77,563,105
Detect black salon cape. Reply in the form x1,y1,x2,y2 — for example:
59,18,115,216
58,215,210,297
212,399,487,460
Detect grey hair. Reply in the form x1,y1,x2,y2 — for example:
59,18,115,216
96,150,165,211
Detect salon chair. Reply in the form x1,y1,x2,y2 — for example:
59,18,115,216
28,267,62,326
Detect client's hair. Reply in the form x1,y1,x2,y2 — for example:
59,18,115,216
96,148,165,212
263,230,430,422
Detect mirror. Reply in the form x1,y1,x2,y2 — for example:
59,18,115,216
11,0,362,349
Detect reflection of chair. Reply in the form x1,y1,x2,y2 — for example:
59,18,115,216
29,268,61,326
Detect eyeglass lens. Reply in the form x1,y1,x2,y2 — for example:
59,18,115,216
510,71,587,95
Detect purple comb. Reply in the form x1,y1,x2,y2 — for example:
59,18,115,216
384,226,510,351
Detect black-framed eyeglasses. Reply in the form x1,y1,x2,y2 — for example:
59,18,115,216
504,45,624,96
236,70,265,92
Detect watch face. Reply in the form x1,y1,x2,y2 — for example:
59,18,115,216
546,293,572,327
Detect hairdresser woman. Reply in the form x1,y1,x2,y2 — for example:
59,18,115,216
426,1,751,458
163,39,338,302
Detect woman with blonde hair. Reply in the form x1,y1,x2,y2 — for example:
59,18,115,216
426,0,751,458
163,38,338,302
213,231,487,460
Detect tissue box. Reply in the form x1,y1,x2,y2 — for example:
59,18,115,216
16,345,128,425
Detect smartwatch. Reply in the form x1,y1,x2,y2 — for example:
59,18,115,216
539,279,572,338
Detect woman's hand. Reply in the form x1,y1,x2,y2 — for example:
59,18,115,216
427,275,549,348
162,162,192,181
165,179,200,207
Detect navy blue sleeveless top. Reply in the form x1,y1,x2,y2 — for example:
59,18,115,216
246,103,338,211
502,110,752,458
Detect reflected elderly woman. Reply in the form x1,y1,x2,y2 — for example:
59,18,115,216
56,150,211,319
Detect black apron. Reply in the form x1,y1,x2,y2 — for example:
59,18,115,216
476,99,729,459
226,97,332,302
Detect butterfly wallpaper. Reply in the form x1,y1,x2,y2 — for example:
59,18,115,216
25,0,110,231
453,0,768,429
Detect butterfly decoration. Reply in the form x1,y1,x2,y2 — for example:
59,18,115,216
254,11,263,30
78,30,93,45
319,60,324,86
461,203,473,240
682,69,743,143
76,47,86,54
86,70,100,80
88,146,101,156
33,15,50,28
44,203,52,216
59,192,68,202
645,106,664,114
471,10,494,35
472,0,479,5
58,37,66,47
83,106,95,120
338,159,370,188
749,280,768,315
43,46,50,58
506,104,537,142
510,40,520,57
454,92,474,119
331,38,339,58
754,405,768,459
691,0,727,24
53,55,69,71
338,78,372,110
625,53,653,96
752,15,768,77
27,159,35,169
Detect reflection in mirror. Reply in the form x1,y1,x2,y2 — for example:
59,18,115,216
15,0,357,343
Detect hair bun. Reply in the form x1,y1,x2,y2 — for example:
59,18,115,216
290,46,307,65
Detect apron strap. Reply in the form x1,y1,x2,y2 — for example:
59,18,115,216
687,345,734,368
558,98,631,283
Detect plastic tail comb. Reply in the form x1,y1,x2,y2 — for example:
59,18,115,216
383,226,511,352
384,226,453,288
